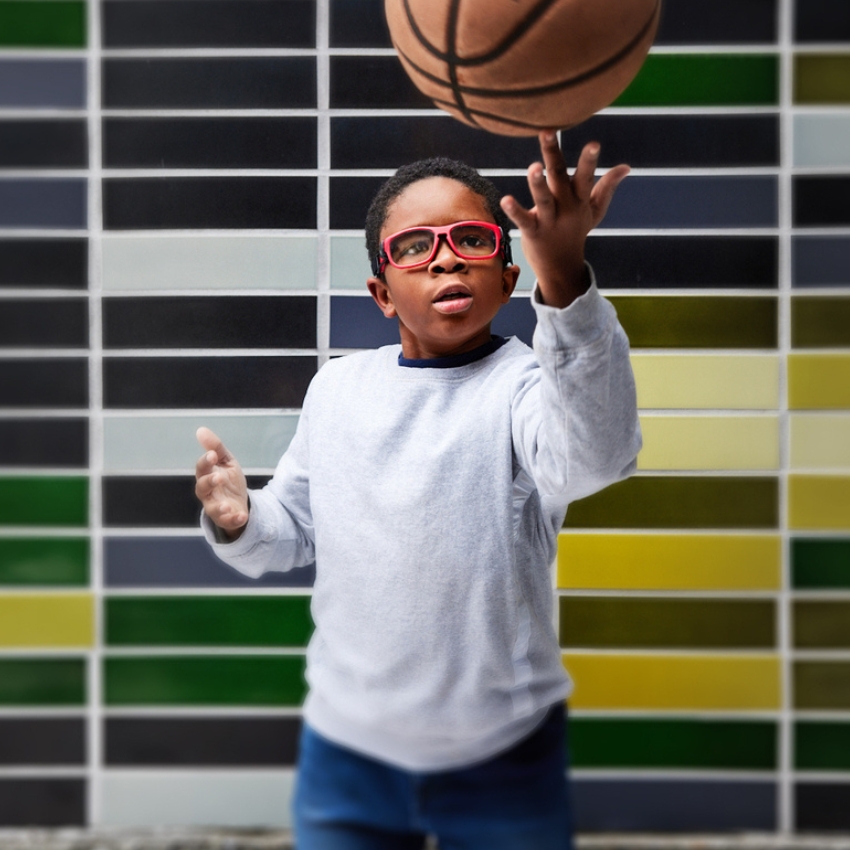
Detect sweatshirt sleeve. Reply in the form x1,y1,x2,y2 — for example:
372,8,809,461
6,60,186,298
511,265,642,505
200,395,316,579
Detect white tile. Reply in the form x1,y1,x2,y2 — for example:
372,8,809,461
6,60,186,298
794,113,850,167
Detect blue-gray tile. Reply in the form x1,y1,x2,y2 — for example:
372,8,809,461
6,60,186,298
0,60,85,108
0,180,86,229
793,237,850,287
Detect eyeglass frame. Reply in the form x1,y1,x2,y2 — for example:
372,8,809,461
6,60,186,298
371,220,513,276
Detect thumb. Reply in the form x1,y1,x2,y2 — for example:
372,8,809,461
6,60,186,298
196,426,233,464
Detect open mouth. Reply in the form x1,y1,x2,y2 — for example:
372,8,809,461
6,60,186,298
435,292,470,302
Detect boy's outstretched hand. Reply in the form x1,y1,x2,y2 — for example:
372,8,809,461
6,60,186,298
500,131,630,309
195,426,249,540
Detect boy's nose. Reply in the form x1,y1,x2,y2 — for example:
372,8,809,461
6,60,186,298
429,234,468,272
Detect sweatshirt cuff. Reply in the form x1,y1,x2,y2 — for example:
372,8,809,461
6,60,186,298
199,495,262,558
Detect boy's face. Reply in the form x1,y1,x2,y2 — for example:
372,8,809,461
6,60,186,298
367,177,519,360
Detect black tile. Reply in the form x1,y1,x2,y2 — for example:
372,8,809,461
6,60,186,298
103,118,317,169
796,782,850,831
0,718,85,765
329,0,390,47
102,57,316,109
796,0,850,42
0,779,85,826
0,419,88,468
330,56,433,109
105,536,315,588
103,296,316,349
0,360,88,408
0,299,88,348
103,177,317,230
655,0,778,44
102,0,316,47
0,121,87,169
331,115,779,169
585,236,779,289
102,356,316,409
0,239,87,290
105,716,300,765
794,177,850,227
104,474,267,528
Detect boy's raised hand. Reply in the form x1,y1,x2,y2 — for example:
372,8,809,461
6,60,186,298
500,131,630,309
195,426,249,539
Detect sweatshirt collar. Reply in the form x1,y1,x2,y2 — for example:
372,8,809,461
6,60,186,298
398,335,508,369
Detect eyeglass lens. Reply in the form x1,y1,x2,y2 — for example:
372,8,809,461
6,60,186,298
389,223,498,267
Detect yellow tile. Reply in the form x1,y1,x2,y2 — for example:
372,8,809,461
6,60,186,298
631,354,780,410
789,475,850,530
791,414,850,469
789,354,850,410
637,415,779,470
558,533,781,590
0,594,94,648
564,653,781,710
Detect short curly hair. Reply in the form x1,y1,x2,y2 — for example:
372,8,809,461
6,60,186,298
365,157,513,277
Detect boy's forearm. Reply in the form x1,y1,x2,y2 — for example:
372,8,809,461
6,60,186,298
535,259,591,309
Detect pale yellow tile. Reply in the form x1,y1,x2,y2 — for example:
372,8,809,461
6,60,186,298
789,475,850,530
789,354,850,410
790,414,850,469
637,415,779,470
631,354,780,410
564,653,781,710
558,533,781,590
0,594,93,647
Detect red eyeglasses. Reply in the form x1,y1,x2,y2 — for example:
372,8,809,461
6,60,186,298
374,220,508,275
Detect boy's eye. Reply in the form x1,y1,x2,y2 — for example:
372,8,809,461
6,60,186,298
391,233,432,262
453,226,497,254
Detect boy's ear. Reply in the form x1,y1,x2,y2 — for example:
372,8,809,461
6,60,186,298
367,276,397,318
501,264,520,303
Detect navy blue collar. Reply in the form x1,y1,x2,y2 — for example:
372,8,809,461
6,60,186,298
398,336,508,369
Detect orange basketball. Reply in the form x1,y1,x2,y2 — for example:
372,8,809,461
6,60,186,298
385,0,661,136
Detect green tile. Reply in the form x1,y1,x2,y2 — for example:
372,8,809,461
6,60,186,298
0,658,85,705
0,538,88,586
616,54,778,107
563,476,779,529
794,601,850,648
105,596,313,647
0,1,86,48
560,598,775,649
796,721,850,770
571,718,777,770
795,55,850,105
104,656,307,706
607,297,777,349
793,539,850,589
0,477,88,527
793,297,850,347
794,661,850,710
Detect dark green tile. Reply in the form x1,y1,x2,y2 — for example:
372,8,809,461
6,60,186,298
560,598,775,649
104,656,307,706
571,718,777,770
793,297,850,347
105,596,313,647
0,1,85,47
0,538,88,586
0,659,85,706
616,54,778,107
795,55,850,104
0,477,87,527
793,539,850,589
607,296,777,349
794,661,850,710
564,476,779,529
794,601,850,648
796,721,850,770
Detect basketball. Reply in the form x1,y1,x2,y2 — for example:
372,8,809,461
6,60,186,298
385,0,661,136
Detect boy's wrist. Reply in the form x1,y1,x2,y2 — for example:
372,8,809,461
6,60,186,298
536,261,591,308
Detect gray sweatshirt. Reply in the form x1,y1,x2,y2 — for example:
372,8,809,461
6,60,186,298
203,280,641,771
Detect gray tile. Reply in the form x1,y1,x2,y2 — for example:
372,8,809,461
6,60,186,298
0,59,85,108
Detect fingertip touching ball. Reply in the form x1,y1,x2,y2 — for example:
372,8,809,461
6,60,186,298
385,0,661,136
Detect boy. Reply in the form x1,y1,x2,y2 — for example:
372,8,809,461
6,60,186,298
195,131,641,849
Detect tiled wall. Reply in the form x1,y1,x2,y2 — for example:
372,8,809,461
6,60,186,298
1,0,848,833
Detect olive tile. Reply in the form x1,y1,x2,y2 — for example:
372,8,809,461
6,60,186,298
104,656,307,706
793,539,850,589
0,658,85,706
558,533,781,590
795,721,850,770
0,477,88,527
0,1,86,48
560,598,775,649
789,475,850,530
791,414,850,469
0,538,89,587
563,476,779,529
105,596,312,647
794,661,850,709
788,355,850,410
0,418,87,468
0,594,92,648
794,601,850,648
0,239,87,289
792,296,850,347
795,54,850,104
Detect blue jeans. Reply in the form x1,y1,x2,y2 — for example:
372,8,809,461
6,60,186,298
294,704,572,850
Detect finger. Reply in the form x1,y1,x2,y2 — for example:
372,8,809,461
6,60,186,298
526,163,557,223
571,142,601,203
195,450,218,480
589,163,630,226
500,194,536,233
196,426,233,464
538,130,569,191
